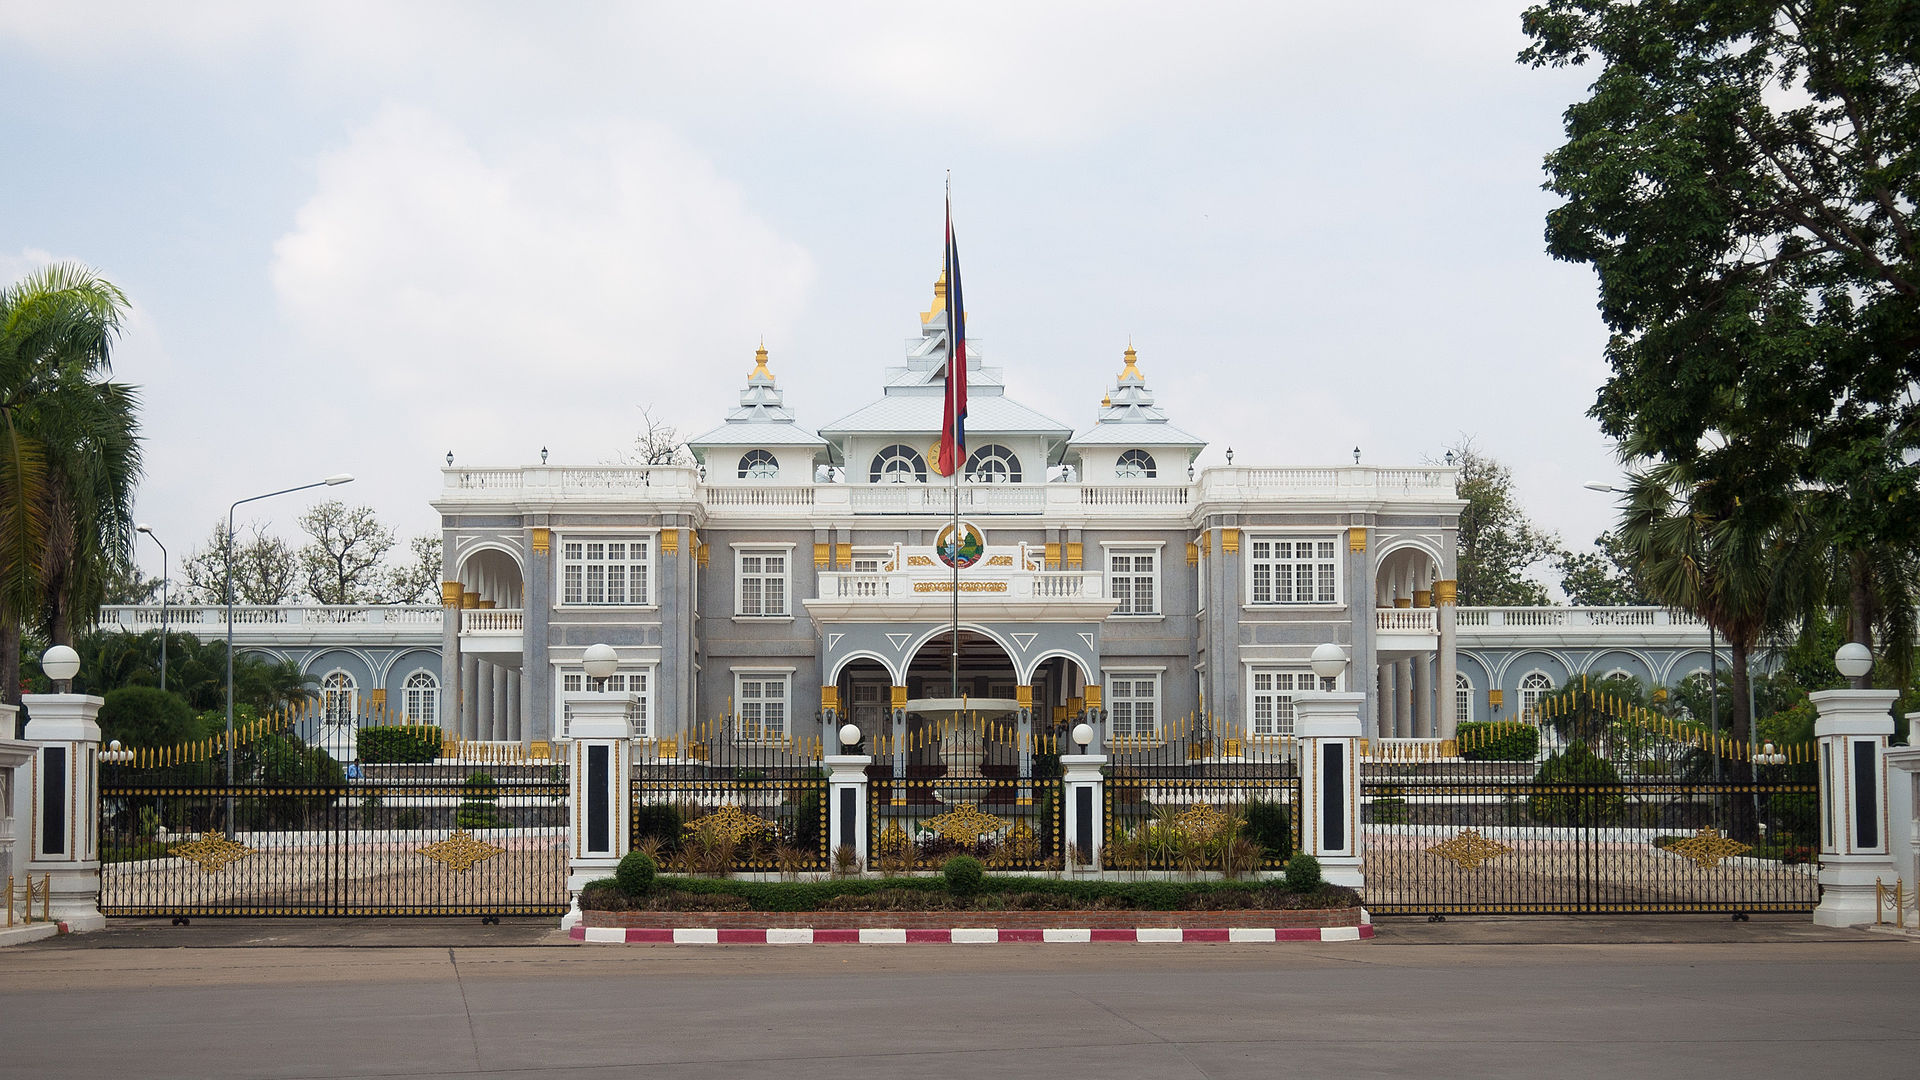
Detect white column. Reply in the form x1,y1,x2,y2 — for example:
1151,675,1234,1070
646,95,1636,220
18,692,107,932
1436,580,1459,741
1395,659,1412,738
1810,688,1898,927
826,754,872,869
1412,657,1432,740
1062,752,1106,873
1295,691,1365,888
492,665,508,742
507,673,522,744
461,657,480,741
1378,663,1396,739
1886,730,1919,924
561,692,637,930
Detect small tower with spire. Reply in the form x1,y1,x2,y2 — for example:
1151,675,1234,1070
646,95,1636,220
685,341,827,484
1065,342,1207,482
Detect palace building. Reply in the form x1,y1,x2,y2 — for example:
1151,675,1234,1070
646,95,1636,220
100,280,1724,746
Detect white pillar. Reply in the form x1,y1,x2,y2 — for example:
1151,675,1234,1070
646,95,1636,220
1436,580,1459,740
1810,688,1898,927
1378,663,1396,739
562,692,637,929
1886,730,1919,923
1296,691,1366,888
492,665,509,742
1394,659,1412,738
826,754,872,870
461,657,480,741
18,692,106,932
1412,657,1432,740
1062,752,1105,873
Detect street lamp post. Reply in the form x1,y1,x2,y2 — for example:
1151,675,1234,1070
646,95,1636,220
225,475,353,794
136,524,167,693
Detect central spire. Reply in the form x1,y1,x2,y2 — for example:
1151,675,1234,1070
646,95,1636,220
749,339,774,383
920,270,948,326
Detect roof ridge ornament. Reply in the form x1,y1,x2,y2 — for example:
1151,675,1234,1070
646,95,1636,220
749,339,774,383
921,270,948,326
1119,341,1145,383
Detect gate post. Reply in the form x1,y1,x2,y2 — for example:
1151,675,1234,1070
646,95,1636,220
825,751,871,872
1296,692,1367,889
1887,727,1919,921
1062,720,1105,873
18,680,107,932
1810,684,1898,927
561,691,636,929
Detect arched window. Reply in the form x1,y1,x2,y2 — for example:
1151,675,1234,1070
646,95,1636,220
1455,672,1472,724
965,444,1021,484
737,449,779,480
1115,449,1157,479
869,444,927,484
403,670,439,725
322,671,357,725
1518,672,1554,719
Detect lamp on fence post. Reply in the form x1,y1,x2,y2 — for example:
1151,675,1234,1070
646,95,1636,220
1062,699,1106,873
19,646,107,931
1809,643,1898,926
1295,643,1367,889
562,644,637,931
827,719,872,873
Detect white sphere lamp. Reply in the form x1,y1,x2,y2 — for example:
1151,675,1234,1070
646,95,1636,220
1834,642,1873,679
839,723,862,748
1310,642,1348,683
1071,722,1094,748
41,644,80,685
582,643,619,682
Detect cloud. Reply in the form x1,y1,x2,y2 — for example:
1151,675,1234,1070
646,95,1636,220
269,105,816,464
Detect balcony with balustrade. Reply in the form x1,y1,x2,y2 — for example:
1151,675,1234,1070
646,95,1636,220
459,607,525,661
804,544,1116,622
97,605,443,647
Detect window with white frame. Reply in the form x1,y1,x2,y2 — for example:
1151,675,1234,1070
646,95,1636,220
322,671,357,724
403,670,439,724
1248,537,1338,605
1519,671,1554,718
558,668,651,736
869,444,927,484
1248,669,1335,737
1107,547,1159,616
1107,674,1160,740
848,548,887,597
1455,671,1472,724
737,673,789,740
965,444,1022,484
738,449,779,480
736,548,789,616
561,537,652,606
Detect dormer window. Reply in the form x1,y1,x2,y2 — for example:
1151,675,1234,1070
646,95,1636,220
870,444,928,484
1116,449,1157,479
965,444,1022,484
738,449,779,480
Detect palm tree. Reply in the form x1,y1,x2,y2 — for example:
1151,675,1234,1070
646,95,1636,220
0,263,143,707
1618,455,1789,785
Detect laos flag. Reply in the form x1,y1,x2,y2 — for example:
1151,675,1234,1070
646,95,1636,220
936,198,967,477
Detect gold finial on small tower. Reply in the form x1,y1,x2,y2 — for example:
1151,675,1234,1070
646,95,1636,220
921,271,949,326
749,338,774,382
1101,393,1113,408
1119,340,1145,383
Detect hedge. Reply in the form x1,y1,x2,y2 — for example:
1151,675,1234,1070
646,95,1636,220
1457,721,1539,761
355,725,443,763
580,873,1361,912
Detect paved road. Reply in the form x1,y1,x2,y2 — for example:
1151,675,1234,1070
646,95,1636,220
2,920,1914,1079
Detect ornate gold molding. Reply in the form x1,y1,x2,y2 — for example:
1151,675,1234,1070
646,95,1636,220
820,686,840,711
1666,827,1751,869
461,591,480,610
1015,685,1033,708
913,581,1008,593
661,529,679,556
685,804,777,844
835,543,851,567
440,581,463,608
813,542,830,568
1413,589,1432,608
1186,541,1199,567
891,685,909,709
1044,542,1061,569
1426,829,1512,871
417,829,506,873
1065,541,1082,569
1084,685,1101,709
169,831,257,874
1434,579,1458,605
530,527,550,556
1221,529,1239,554
922,804,1007,843
1348,527,1367,552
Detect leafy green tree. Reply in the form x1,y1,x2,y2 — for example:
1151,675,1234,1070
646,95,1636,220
1523,0,1920,670
97,686,204,748
1555,530,1652,606
52,629,316,714
0,263,143,705
1450,440,1559,606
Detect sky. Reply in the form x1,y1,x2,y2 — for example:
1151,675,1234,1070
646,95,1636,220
0,1,1625,593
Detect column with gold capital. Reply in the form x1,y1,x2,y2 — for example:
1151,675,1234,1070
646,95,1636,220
1435,580,1459,741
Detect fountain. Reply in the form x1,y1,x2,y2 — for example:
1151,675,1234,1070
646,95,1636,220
904,698,1022,805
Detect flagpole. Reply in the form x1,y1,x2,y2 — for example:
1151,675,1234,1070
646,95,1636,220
947,179,961,704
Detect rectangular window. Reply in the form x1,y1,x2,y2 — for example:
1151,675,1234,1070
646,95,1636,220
558,668,651,736
560,538,652,606
1108,674,1160,740
1248,669,1335,736
738,674,789,740
1248,538,1338,605
737,549,789,616
1108,548,1159,616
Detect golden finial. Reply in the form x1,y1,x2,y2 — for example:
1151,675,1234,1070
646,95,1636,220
1119,341,1144,383
750,338,773,382
921,271,949,325
1101,393,1112,408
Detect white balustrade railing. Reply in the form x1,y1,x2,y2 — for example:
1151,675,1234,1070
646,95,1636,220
815,569,1102,601
705,486,816,508
98,605,444,631
1454,607,1708,631
443,465,698,498
1375,607,1438,632
1078,485,1190,507
461,609,525,633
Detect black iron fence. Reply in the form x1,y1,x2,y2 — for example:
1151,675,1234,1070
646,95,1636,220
1101,716,1302,875
629,723,831,876
865,714,1065,873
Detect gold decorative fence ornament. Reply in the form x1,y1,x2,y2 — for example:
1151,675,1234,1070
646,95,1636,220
1666,827,1750,869
417,830,507,873
1172,803,1233,841
1426,829,1513,871
684,804,777,844
921,804,1009,843
169,831,258,874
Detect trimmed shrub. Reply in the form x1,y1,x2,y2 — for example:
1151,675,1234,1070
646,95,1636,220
1283,852,1323,892
1527,743,1625,825
616,851,658,895
1244,799,1292,858
1457,721,1540,761
98,686,203,748
579,874,1364,913
942,854,985,897
456,772,502,829
356,725,442,764
633,802,687,853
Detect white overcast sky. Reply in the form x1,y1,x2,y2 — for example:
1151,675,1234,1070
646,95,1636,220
1,1,1625,589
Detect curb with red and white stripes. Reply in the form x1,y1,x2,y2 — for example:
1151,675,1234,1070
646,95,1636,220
570,923,1373,945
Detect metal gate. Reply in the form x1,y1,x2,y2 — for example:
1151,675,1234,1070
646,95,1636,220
1362,711,1820,916
630,722,832,875
100,733,568,917
1102,719,1302,874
